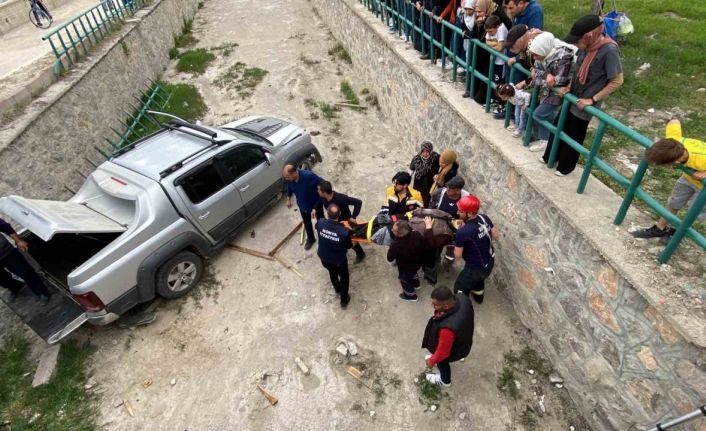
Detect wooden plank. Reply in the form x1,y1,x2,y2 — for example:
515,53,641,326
335,102,367,110
226,244,275,261
268,222,303,256
273,254,304,279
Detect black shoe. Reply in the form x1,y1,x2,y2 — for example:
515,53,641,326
354,254,366,264
38,294,51,306
340,294,350,309
462,91,470,98
420,54,430,60
399,292,418,302
493,110,505,119
304,239,316,250
632,225,671,239
8,288,20,302
659,228,677,244
471,293,484,304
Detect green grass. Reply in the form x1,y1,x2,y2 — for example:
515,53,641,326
340,80,360,105
328,43,352,64
176,48,216,74
496,365,520,399
174,18,197,48
415,372,442,405
0,336,96,430
213,62,268,98
210,42,238,57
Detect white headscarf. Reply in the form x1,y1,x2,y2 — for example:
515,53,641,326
464,0,477,29
528,31,577,61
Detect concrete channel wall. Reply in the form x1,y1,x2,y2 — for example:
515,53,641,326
0,0,198,199
310,0,706,430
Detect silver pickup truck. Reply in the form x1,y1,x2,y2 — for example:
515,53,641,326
0,113,321,343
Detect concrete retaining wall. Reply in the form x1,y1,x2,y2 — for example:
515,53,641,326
310,0,706,430
0,0,198,199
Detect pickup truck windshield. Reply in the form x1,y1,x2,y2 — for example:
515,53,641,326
220,128,272,146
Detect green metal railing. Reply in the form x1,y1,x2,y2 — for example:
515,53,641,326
94,80,170,159
361,0,706,263
42,0,144,75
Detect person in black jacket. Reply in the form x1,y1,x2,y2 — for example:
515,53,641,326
387,218,435,302
0,217,50,304
409,141,440,207
316,180,366,263
422,286,475,387
315,204,353,308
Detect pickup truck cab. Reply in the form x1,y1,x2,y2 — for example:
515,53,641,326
0,113,321,343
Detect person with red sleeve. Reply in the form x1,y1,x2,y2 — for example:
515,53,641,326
421,286,475,387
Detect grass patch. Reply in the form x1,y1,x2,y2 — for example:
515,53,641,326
168,47,179,59
213,62,268,98
340,80,360,105
0,335,96,430
496,364,520,399
319,102,338,120
176,48,216,74
304,98,340,120
520,406,539,430
174,18,197,48
197,1,204,8
210,42,238,57
415,372,441,405
299,53,321,66
328,43,352,64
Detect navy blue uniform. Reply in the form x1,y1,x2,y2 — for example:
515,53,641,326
320,192,365,259
316,218,353,306
454,214,495,303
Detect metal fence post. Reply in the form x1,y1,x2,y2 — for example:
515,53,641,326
577,121,607,194
469,42,478,97
523,85,540,147
547,98,570,168
659,188,706,263
484,52,494,112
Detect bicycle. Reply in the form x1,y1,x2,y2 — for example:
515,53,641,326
28,0,53,29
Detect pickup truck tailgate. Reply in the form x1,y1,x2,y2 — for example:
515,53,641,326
0,283,87,344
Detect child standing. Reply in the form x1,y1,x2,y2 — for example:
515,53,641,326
496,83,531,138
484,15,508,115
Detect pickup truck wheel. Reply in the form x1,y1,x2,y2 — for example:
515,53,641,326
297,158,312,170
156,251,204,299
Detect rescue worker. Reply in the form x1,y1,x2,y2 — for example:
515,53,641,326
283,165,325,250
422,286,475,387
453,195,499,303
314,204,353,308
315,180,366,263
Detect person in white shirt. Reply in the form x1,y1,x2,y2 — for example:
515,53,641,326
484,15,508,114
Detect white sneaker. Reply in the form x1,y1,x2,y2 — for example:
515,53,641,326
400,34,407,41
555,171,567,177
537,156,546,164
512,129,523,138
426,373,450,387
505,124,516,131
528,140,548,152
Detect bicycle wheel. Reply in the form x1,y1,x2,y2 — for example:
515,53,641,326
29,7,52,29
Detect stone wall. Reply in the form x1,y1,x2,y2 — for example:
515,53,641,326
1,0,75,35
310,0,706,430
0,0,198,198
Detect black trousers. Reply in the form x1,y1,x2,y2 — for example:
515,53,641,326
301,203,324,243
454,261,494,302
437,360,451,384
0,249,49,297
542,110,591,175
322,260,349,301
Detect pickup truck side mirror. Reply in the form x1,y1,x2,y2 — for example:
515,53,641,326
264,151,273,166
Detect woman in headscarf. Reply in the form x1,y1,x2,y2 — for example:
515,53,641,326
519,31,577,152
455,0,476,76
541,15,623,176
409,141,441,207
431,149,459,193
463,0,511,104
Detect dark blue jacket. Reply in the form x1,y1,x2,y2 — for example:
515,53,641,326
512,0,543,30
316,219,352,265
287,170,323,213
319,192,362,221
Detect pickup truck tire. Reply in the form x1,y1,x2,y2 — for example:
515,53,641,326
155,251,204,299
297,158,312,171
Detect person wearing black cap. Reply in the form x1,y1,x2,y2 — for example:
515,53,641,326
385,171,424,217
541,15,623,176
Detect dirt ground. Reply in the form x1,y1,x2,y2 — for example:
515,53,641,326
1,0,586,429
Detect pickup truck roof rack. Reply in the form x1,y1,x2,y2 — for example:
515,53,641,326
112,111,232,158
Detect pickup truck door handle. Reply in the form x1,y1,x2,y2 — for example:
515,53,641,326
198,211,210,220
239,184,250,192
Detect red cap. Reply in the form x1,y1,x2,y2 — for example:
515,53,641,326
458,195,480,214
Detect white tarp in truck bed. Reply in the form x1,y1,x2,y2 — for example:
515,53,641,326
0,196,127,241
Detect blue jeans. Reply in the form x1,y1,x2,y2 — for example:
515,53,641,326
514,105,527,131
533,102,559,141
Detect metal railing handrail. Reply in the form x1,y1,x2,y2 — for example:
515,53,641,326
41,0,143,75
363,0,706,263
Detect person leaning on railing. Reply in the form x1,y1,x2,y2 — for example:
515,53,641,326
631,119,706,242
540,15,624,177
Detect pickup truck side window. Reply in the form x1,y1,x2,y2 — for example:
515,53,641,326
220,146,266,180
180,162,227,204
